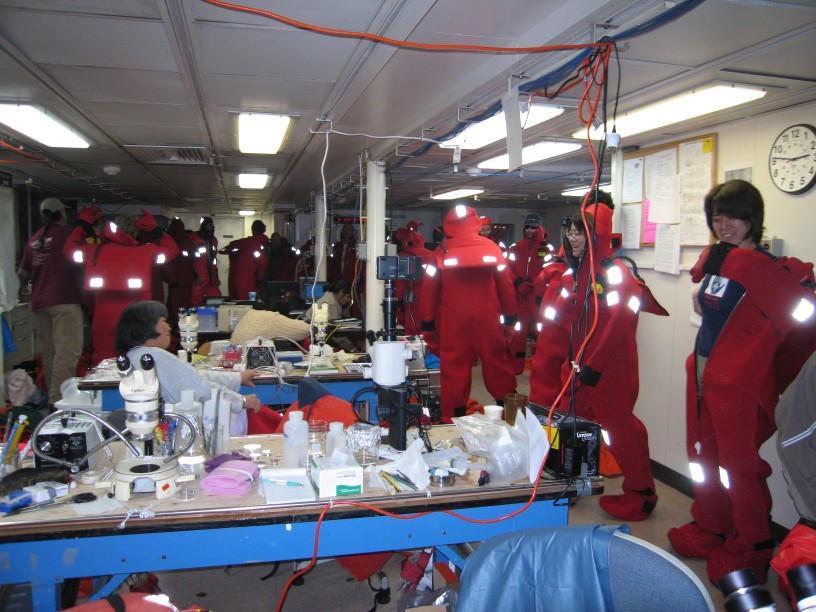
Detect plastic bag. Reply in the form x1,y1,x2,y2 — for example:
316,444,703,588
770,522,816,604
397,585,457,612
452,414,527,483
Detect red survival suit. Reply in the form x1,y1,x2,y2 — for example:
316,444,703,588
420,205,518,421
219,233,269,299
528,252,569,406
162,218,197,328
190,218,221,305
506,222,553,373
65,215,179,364
328,235,360,285
395,222,435,336
677,243,816,583
266,232,298,282
534,204,668,521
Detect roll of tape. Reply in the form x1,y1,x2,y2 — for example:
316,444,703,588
79,470,101,485
429,469,455,488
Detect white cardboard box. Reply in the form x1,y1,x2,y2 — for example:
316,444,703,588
217,304,252,332
309,454,364,498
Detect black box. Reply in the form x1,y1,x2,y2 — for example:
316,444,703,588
527,404,601,479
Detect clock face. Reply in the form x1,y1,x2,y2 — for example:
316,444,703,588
769,123,816,195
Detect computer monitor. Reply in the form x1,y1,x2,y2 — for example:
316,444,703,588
261,281,299,301
300,277,327,301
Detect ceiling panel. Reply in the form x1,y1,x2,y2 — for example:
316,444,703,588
0,0,812,214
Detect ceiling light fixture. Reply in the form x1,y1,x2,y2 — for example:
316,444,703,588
572,83,767,140
239,210,255,216
441,103,564,150
561,183,612,197
237,173,269,189
431,188,484,200
0,104,91,148
478,141,582,170
237,112,292,154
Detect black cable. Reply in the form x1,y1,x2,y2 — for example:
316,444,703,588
350,386,380,424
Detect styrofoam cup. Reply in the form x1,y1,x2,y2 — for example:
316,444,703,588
483,405,503,421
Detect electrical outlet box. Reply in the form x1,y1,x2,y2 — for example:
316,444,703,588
356,242,367,261
761,235,783,257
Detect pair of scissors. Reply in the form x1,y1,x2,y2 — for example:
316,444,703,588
14,492,97,515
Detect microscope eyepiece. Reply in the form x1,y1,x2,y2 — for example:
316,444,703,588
140,354,156,370
116,354,132,374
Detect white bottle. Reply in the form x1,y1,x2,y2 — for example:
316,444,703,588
283,410,308,468
173,389,206,473
326,421,347,457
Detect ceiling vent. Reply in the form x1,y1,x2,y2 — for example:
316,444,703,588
125,145,211,165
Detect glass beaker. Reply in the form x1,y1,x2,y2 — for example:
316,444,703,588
307,420,328,461
346,423,381,466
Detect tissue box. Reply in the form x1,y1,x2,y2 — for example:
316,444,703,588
309,454,363,498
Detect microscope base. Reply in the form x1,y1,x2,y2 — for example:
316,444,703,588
104,457,192,502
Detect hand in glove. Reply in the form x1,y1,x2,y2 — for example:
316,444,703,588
517,280,535,297
135,209,157,233
78,206,103,224
578,365,601,387
421,328,439,355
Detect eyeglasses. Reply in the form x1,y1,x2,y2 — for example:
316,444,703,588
565,231,584,239
524,225,537,229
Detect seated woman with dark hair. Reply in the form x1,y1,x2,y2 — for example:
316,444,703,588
302,280,353,321
115,301,263,435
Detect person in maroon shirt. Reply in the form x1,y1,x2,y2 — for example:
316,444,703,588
17,198,86,405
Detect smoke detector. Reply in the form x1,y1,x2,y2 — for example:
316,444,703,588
103,165,121,176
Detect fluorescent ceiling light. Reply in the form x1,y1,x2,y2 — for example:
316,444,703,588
573,83,766,140
237,173,269,189
238,113,291,154
441,104,564,150
431,188,484,200
562,183,611,197
239,210,255,216
479,141,582,170
0,104,90,148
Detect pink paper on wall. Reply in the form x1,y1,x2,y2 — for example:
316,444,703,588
642,199,657,244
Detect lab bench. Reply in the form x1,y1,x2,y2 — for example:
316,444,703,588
0,428,601,612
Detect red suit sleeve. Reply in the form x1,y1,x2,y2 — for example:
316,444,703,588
154,231,180,262
420,265,441,326
717,249,815,338
495,265,517,318
63,225,94,261
534,261,567,298
578,262,658,377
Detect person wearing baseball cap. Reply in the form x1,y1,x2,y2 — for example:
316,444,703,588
17,198,84,408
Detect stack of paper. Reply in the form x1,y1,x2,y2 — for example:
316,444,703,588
260,468,316,505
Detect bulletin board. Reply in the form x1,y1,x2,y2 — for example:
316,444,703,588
621,133,717,247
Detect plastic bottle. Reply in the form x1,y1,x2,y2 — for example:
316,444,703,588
283,410,308,468
326,421,347,457
173,389,207,473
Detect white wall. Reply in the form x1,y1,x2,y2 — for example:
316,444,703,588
629,100,816,529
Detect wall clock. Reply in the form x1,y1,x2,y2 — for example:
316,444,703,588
768,123,816,195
